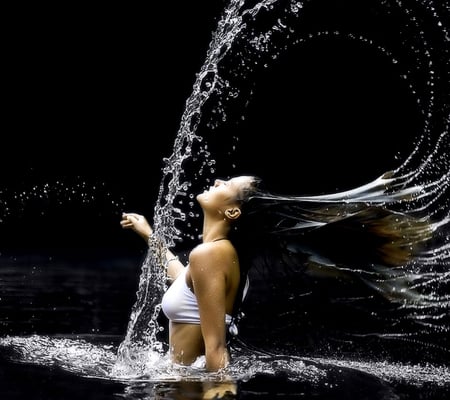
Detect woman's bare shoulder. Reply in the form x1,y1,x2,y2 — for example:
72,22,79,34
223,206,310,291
189,241,235,270
190,242,219,259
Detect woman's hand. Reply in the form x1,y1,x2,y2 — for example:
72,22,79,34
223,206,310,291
120,213,153,242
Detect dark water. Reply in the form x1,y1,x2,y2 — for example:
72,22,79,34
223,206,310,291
1,0,450,399
0,252,449,399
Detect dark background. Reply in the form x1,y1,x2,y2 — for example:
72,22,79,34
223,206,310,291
1,1,427,253
1,2,229,253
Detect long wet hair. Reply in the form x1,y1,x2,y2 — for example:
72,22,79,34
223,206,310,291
228,171,434,331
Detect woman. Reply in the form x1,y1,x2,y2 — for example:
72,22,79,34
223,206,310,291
120,176,260,372
120,172,434,372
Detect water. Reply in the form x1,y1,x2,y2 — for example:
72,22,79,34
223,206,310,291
1,0,450,398
0,255,449,399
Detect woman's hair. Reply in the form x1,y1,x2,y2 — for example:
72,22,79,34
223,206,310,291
234,175,263,204
228,171,434,329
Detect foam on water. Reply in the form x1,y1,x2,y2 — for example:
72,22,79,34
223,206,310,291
1,334,449,388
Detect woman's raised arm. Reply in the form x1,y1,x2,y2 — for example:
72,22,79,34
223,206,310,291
120,212,185,280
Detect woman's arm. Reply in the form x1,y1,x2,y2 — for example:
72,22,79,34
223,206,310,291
189,244,231,372
120,212,184,280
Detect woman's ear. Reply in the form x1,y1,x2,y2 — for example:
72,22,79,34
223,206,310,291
225,207,241,220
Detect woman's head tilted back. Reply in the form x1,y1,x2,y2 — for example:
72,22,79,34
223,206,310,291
196,175,262,221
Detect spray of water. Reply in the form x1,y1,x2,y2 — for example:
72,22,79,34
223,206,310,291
110,0,449,378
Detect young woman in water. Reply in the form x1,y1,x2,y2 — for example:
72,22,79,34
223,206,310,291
120,172,433,374
120,176,260,372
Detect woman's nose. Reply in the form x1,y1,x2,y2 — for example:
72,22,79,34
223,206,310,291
214,179,224,187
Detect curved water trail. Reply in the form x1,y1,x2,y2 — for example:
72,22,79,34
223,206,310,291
112,0,449,374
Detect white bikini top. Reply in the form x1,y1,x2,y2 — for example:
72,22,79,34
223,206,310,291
161,267,233,325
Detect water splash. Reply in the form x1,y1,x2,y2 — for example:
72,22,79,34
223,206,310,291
112,237,168,377
1,334,449,388
0,335,117,378
0,178,125,224
147,0,450,246
109,0,449,374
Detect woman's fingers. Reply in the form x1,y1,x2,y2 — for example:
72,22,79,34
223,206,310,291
122,212,142,220
120,213,141,229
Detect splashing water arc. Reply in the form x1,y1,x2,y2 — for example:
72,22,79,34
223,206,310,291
111,0,449,377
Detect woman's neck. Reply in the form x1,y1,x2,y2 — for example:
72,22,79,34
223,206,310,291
201,219,230,243
202,232,229,243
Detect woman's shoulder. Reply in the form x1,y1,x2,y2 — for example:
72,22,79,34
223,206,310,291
189,240,236,268
190,241,223,257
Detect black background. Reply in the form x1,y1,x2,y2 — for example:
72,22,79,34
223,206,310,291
1,2,229,252
1,1,427,253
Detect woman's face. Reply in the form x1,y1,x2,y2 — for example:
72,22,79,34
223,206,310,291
196,176,254,211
